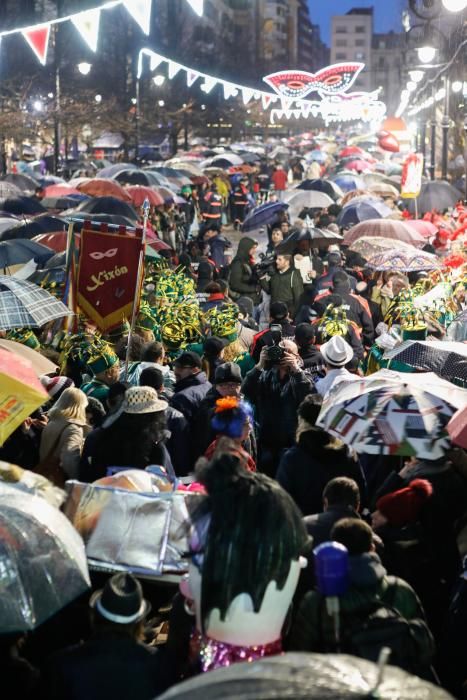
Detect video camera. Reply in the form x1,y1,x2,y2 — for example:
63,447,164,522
266,323,285,363
254,252,276,279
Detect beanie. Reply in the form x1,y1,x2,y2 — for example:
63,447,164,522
376,479,433,527
40,374,74,400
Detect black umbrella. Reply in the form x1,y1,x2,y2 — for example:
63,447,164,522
29,265,66,286
42,196,89,210
0,215,66,241
69,214,137,232
0,197,45,216
276,227,343,254
0,239,54,269
76,196,138,222
3,173,40,192
406,180,462,215
297,179,342,200
44,251,66,269
114,169,160,187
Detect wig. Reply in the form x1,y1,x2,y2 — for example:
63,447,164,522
210,397,254,439
192,453,310,632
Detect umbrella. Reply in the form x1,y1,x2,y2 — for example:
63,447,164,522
368,182,400,198
0,215,66,241
209,154,243,167
306,149,327,163
339,145,365,158
44,252,66,269
0,182,22,198
76,196,138,222
32,231,68,253
337,201,393,228
125,185,164,207
29,265,66,287
42,195,89,210
98,162,137,178
3,173,39,192
0,276,71,330
0,239,55,269
0,197,45,216
114,169,162,187
296,179,343,200
405,220,438,238
0,338,57,376
283,190,334,209
343,220,425,246
383,340,467,388
77,178,133,202
0,348,48,444
157,652,452,700
0,484,90,632
317,369,467,459
153,186,181,203
406,181,462,215
366,249,442,272
0,216,21,234
242,201,289,233
277,228,343,254
332,173,365,192
42,184,82,198
349,236,416,258
345,159,374,173
447,405,467,448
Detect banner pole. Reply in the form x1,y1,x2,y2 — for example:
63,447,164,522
123,198,150,380
64,220,76,332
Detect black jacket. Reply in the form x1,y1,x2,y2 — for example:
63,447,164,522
170,372,211,426
312,289,374,347
229,237,260,304
276,430,366,515
242,366,313,450
250,321,296,363
304,505,362,547
298,345,326,379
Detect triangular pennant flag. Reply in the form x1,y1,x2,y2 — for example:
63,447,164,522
222,82,238,99
283,109,293,119
242,87,254,105
23,23,50,65
300,103,312,119
261,94,273,110
167,61,182,79
123,0,152,35
202,76,217,94
186,70,200,87
185,0,203,16
292,109,302,119
280,97,293,111
71,9,101,52
149,53,164,72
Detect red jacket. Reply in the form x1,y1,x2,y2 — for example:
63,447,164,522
272,169,288,191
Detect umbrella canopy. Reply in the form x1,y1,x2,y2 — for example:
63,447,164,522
70,213,137,232
42,195,89,211
29,265,66,287
242,201,289,233
0,182,22,198
344,159,374,173
337,200,393,228
0,239,54,269
98,162,137,178
0,348,48,444
447,405,467,448
384,340,467,388
339,145,365,158
366,249,442,272
0,338,57,376
368,182,400,198
0,215,66,241
0,197,45,216
32,231,68,253
209,153,243,167
296,178,343,200
157,652,452,700
3,173,39,192
0,484,90,632
77,178,132,202
306,149,327,163
153,186,181,203
405,220,438,238
283,190,334,209
43,184,81,198
332,173,365,192
406,181,462,215
0,276,71,330
76,196,138,222
114,169,161,187
349,236,416,258
125,185,164,207
317,369,467,459
343,219,425,246
277,227,343,254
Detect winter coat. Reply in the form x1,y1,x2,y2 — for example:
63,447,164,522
170,372,211,458
208,234,231,268
313,290,374,347
242,366,313,451
299,345,326,379
166,406,191,476
304,505,362,547
314,267,357,297
229,237,261,304
276,429,366,515
262,267,304,317
288,552,427,652
39,416,89,479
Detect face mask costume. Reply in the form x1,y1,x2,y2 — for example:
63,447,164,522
180,452,309,672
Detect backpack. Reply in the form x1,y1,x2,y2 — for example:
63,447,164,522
319,579,435,675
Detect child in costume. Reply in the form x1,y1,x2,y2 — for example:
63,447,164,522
204,397,256,472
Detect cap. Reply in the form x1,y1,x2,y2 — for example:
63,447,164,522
214,361,242,385
270,301,288,321
174,350,202,369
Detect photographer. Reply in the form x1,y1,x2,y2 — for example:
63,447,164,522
260,254,304,318
242,337,314,477
250,301,296,363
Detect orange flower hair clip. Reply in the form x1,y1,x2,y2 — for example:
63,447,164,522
214,396,240,413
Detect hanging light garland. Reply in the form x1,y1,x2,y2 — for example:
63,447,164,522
0,0,203,64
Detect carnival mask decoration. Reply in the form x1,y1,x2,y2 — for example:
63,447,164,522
263,63,364,99
180,453,309,672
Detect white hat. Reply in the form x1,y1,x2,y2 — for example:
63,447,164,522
320,336,354,367
123,386,167,414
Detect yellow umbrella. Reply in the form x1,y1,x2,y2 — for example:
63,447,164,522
0,348,48,445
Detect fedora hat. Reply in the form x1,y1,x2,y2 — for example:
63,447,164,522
90,572,150,624
123,386,167,414
320,336,353,367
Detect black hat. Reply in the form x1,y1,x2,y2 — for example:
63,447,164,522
90,573,150,624
295,322,316,347
214,361,242,384
203,336,228,357
270,301,288,320
174,350,202,369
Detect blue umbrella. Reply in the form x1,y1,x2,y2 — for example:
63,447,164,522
306,150,327,163
337,200,393,228
241,201,289,233
0,239,54,269
332,173,365,192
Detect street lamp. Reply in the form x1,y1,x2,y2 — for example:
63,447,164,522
441,0,467,10
417,45,437,63
409,70,425,82
153,75,165,86
95,94,102,103
77,62,92,75
452,80,464,92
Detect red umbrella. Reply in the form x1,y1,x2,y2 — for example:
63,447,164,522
405,220,438,238
339,145,364,158
190,175,209,186
32,231,68,253
345,159,374,173
343,219,426,246
42,184,82,197
154,186,177,202
447,405,467,448
77,178,133,203
125,186,164,208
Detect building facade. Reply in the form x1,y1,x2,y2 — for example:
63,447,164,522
330,7,373,91
371,31,404,116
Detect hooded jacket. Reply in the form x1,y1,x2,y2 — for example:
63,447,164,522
170,372,211,426
229,237,260,304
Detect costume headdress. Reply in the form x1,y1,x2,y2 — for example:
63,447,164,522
204,304,238,343
211,397,253,439
7,328,40,350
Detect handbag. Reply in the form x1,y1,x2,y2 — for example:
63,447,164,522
36,431,67,489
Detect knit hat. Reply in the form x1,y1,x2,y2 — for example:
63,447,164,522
123,386,168,414
270,301,288,321
320,335,353,367
40,374,75,400
375,479,433,527
214,362,242,385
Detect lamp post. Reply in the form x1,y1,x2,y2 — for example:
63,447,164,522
429,86,437,180
441,75,450,179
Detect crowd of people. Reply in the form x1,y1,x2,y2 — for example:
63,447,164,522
1,136,467,700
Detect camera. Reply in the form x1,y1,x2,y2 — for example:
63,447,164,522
266,323,285,363
254,253,276,278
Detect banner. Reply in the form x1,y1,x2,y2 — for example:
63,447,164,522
401,153,424,199
77,228,143,332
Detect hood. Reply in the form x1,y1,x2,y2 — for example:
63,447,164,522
339,552,388,614
235,237,257,261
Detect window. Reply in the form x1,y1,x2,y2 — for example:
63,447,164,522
336,39,347,47
335,26,347,33
379,40,386,48
336,52,347,60
378,57,385,69
355,52,365,60
355,25,366,33
355,39,365,47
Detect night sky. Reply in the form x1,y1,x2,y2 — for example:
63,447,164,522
309,1,405,45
